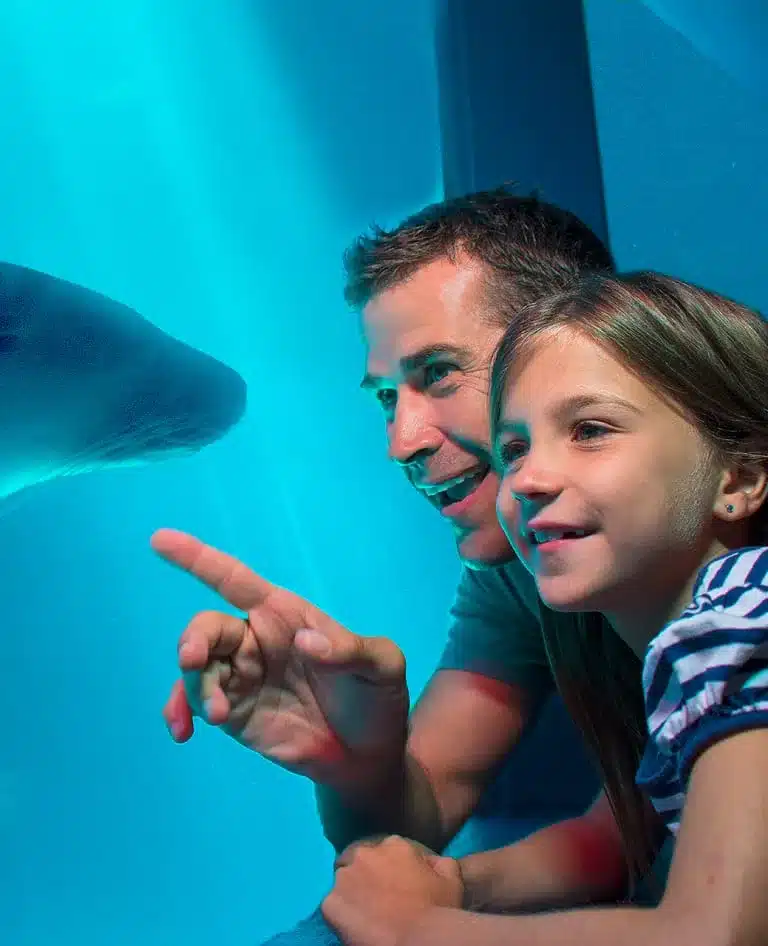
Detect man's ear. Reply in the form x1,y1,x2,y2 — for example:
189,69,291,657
715,462,768,522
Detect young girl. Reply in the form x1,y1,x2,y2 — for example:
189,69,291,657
324,271,768,946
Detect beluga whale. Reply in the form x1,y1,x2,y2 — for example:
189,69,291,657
0,260,247,499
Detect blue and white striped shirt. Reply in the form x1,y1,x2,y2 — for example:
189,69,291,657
636,546,768,835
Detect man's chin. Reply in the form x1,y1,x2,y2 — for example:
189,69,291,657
455,524,515,570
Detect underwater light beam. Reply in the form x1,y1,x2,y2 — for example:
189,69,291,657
641,0,768,92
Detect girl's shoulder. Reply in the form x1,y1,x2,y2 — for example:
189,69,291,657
646,545,768,669
643,545,768,759
690,545,768,602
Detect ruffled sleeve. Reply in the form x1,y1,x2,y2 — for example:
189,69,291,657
643,573,768,782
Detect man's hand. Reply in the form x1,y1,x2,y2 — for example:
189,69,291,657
153,529,410,787
322,836,464,946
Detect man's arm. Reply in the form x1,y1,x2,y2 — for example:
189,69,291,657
315,668,530,854
317,560,552,854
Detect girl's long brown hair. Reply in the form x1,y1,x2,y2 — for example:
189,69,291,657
490,271,768,891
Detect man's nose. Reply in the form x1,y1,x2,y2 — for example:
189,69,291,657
387,393,441,466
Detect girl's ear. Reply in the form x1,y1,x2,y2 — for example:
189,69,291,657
715,463,768,522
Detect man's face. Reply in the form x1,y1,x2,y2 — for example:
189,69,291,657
361,256,511,567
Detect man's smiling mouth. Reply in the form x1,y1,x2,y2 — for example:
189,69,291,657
418,464,491,508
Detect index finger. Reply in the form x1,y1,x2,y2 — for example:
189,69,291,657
151,528,271,611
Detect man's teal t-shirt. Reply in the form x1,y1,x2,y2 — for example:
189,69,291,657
439,556,556,708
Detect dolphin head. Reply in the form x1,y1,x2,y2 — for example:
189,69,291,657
0,261,247,498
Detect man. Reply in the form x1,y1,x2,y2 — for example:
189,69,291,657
156,189,663,923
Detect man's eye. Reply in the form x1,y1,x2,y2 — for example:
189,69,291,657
377,389,396,411
424,363,454,387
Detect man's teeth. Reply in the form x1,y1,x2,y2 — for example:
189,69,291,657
531,529,590,544
424,469,487,505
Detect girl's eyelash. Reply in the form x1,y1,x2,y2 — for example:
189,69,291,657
496,422,615,465
495,419,618,466
572,420,614,439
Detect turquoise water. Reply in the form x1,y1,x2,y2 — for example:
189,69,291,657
0,4,451,942
2,2,768,943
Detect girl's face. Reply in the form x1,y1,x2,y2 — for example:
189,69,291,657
494,327,723,622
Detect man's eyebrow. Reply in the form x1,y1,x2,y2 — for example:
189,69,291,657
494,392,642,436
360,343,474,390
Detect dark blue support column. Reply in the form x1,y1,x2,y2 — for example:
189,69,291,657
435,0,610,246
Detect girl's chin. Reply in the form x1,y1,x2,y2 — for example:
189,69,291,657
537,580,607,614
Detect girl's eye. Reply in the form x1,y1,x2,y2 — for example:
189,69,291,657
572,421,611,442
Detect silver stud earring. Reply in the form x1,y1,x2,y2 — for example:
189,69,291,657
726,503,735,514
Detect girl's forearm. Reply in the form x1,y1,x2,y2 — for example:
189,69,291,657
458,811,627,913
403,903,695,946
